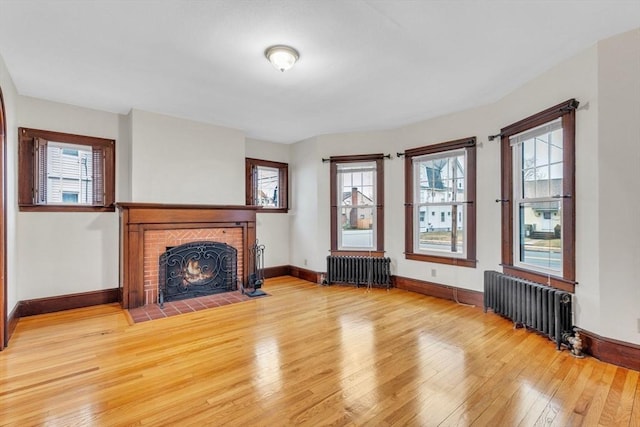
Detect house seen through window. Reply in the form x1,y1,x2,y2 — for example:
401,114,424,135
337,162,376,249
512,118,564,272
329,154,384,254
47,142,93,204
404,137,476,267
499,99,577,291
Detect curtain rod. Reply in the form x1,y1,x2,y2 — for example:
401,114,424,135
322,154,391,163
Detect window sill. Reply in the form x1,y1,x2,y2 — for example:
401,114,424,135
19,204,116,213
405,252,476,268
331,250,385,257
255,207,289,214
501,265,576,293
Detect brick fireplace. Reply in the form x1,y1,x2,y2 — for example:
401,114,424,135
116,203,259,309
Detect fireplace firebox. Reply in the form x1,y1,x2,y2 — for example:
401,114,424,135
159,241,237,304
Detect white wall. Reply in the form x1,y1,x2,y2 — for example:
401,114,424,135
245,138,290,268
0,54,19,315
395,105,501,291
117,112,132,202
16,97,122,299
10,103,266,300
313,130,399,269
130,110,245,204
290,137,324,271
294,109,503,291
496,45,602,335
289,30,639,345
9,102,271,300
597,29,640,343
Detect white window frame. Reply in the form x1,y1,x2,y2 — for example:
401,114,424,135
498,99,577,291
412,149,468,259
336,161,377,251
403,137,476,268
511,118,563,276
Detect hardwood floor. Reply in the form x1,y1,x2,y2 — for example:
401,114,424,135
1,276,638,426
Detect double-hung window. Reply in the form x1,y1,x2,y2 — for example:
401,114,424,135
499,99,577,291
330,155,384,254
404,137,476,267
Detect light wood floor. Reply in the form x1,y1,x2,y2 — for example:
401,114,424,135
1,277,638,426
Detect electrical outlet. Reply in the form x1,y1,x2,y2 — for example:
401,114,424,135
431,268,437,277
304,259,308,266
637,318,640,333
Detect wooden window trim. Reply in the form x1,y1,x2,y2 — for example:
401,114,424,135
499,99,577,292
18,128,115,212
330,154,384,254
0,87,6,349
404,137,477,267
245,158,289,213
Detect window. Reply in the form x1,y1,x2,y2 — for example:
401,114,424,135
499,99,577,292
18,128,115,212
330,154,384,254
47,142,93,204
62,192,79,203
245,158,289,212
404,137,476,267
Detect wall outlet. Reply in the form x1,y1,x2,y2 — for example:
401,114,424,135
431,268,437,277
304,259,308,266
637,318,640,333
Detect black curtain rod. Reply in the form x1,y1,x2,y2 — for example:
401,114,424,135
322,154,391,163
559,99,580,112
489,99,579,142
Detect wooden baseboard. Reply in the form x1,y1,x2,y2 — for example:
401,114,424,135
264,265,290,279
579,329,640,372
6,303,20,346
289,265,322,284
394,275,483,307
18,288,120,317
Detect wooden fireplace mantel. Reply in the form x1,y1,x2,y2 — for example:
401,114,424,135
116,203,260,308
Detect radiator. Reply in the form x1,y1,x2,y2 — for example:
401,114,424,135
326,256,391,288
483,270,573,350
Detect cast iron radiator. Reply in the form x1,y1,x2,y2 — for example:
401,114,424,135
326,256,391,288
483,270,573,349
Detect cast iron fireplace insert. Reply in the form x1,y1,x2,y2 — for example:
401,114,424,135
159,241,237,304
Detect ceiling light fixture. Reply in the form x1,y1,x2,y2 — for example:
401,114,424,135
265,45,299,72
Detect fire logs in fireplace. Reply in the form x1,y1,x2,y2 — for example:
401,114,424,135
159,241,237,304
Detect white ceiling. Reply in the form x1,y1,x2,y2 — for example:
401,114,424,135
0,1,638,143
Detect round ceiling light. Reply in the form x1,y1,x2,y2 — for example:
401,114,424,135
265,45,300,72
